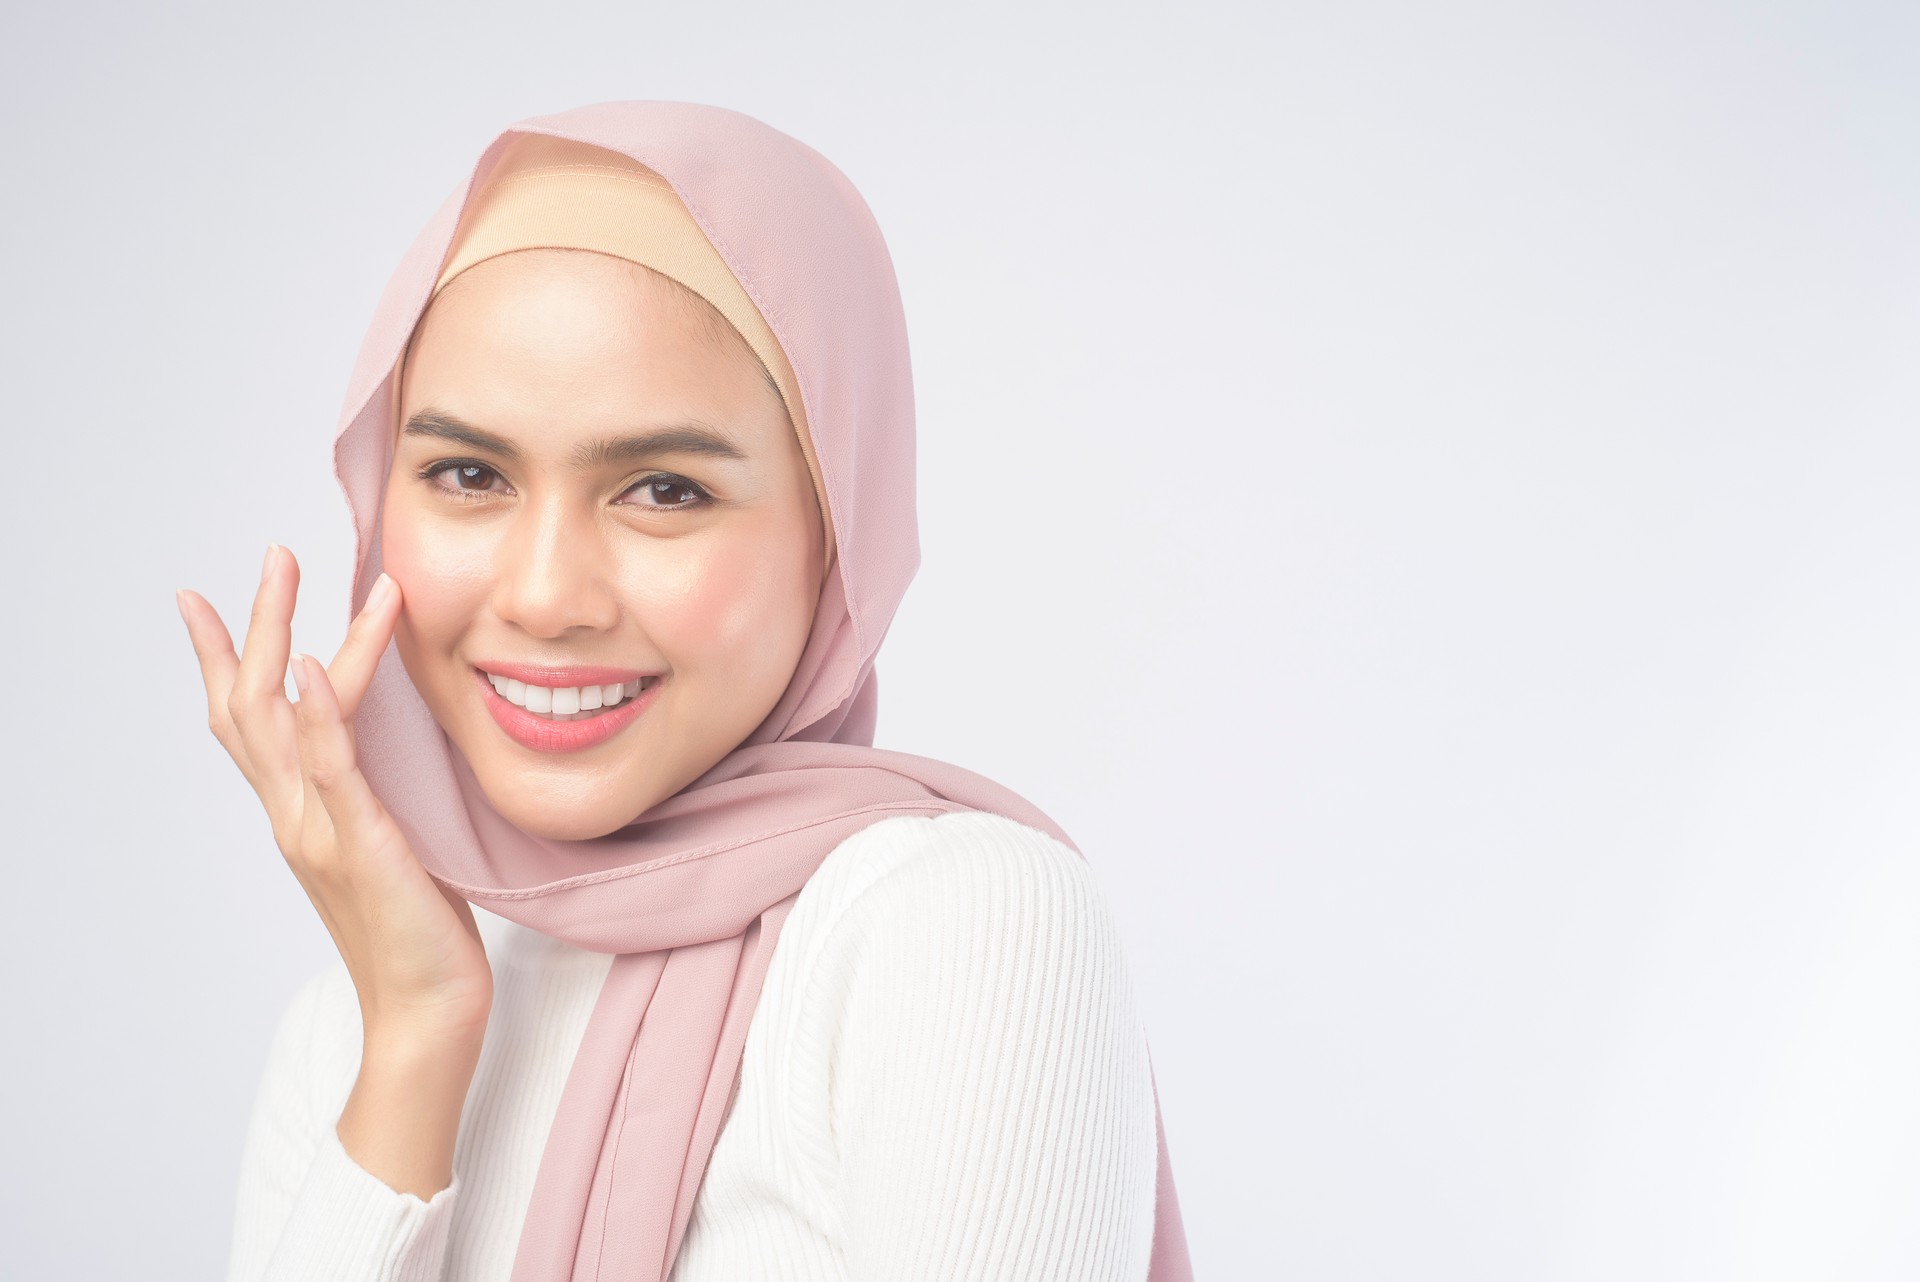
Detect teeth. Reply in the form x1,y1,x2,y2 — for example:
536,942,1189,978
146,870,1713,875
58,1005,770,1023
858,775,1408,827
485,673,651,721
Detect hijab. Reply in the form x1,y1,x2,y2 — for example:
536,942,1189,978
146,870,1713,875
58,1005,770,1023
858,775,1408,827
331,99,1191,1281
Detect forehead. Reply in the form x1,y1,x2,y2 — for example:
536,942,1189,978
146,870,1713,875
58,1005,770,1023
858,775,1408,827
397,249,782,442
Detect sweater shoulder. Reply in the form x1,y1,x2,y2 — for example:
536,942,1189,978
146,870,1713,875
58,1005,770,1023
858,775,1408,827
768,807,1137,1026
676,811,1157,1276
777,811,1159,1278
791,808,1110,950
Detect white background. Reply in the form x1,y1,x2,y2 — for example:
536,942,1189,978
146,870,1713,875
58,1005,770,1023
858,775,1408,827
3,2,1917,1278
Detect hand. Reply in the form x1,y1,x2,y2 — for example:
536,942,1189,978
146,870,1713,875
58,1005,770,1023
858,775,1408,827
177,545,493,1047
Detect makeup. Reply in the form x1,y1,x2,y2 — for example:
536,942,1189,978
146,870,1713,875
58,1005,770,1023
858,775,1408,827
475,665,660,753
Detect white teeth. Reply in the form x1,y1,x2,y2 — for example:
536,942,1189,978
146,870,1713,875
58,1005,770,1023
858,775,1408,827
486,673,524,703
484,671,654,721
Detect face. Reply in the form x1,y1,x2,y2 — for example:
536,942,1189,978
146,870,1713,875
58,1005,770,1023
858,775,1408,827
382,248,826,842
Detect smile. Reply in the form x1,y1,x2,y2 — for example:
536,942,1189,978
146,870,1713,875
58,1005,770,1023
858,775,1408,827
482,670,654,719
474,667,661,753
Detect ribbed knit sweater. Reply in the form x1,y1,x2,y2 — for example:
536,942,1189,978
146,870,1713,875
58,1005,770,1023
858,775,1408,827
224,809,1159,1281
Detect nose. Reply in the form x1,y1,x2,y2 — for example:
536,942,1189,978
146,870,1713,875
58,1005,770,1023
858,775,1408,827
489,494,622,639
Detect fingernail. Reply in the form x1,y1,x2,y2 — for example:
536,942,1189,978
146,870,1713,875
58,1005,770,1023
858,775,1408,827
291,654,311,694
366,573,396,613
174,588,189,624
261,543,280,582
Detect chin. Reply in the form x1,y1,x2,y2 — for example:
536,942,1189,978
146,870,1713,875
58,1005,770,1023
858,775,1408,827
478,764,674,842
488,790,654,843
507,811,633,843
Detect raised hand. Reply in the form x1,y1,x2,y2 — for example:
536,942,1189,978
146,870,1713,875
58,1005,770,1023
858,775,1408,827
178,544,491,1196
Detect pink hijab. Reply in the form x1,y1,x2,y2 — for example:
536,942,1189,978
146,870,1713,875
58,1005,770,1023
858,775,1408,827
331,100,1191,1281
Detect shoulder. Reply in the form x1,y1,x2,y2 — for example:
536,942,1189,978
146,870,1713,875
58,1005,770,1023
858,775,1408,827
782,813,1161,1275
788,809,1123,970
697,812,1158,1278
803,808,1107,919
770,808,1144,1047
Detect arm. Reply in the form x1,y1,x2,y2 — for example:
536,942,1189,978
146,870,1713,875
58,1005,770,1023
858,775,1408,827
833,813,1160,1280
225,966,463,1282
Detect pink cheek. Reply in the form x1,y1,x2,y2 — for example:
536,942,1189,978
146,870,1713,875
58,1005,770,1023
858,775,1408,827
380,505,496,639
635,539,803,661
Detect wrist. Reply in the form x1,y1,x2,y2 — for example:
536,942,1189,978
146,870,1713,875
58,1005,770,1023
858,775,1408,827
361,994,491,1056
338,1036,480,1201
360,1021,485,1086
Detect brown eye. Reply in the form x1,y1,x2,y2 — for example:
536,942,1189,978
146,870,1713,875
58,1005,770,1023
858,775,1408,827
625,475,711,509
419,461,508,501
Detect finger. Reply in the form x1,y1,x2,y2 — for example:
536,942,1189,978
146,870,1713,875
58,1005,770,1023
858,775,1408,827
324,572,403,724
232,544,299,711
227,545,305,818
291,652,387,843
175,588,243,742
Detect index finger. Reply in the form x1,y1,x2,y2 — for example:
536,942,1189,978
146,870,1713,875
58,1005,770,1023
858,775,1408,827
175,586,242,728
230,543,299,711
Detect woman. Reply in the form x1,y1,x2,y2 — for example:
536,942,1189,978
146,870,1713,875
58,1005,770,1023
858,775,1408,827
178,101,1190,1281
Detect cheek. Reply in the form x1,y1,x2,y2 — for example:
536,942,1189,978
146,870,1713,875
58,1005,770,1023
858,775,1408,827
640,529,814,670
380,493,495,641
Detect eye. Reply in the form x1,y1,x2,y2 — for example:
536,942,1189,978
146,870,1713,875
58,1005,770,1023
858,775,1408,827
418,460,508,501
413,461,712,511
623,474,712,509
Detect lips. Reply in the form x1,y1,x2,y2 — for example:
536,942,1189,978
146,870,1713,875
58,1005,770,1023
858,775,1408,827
474,665,660,753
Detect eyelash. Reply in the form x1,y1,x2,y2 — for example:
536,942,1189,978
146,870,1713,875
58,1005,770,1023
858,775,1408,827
414,460,713,511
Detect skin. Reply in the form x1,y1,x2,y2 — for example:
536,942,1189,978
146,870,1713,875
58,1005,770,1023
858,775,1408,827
176,246,826,1196
384,247,826,842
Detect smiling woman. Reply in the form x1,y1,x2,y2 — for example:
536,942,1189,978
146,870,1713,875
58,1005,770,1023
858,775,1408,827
384,248,825,840
180,101,1191,1282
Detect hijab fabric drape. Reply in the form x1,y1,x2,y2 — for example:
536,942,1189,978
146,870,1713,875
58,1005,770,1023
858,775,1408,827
331,100,1192,1281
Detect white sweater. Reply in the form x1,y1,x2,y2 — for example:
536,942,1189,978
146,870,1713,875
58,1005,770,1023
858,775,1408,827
225,809,1160,1281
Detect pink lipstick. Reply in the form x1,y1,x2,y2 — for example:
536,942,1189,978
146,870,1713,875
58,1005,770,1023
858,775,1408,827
473,665,661,753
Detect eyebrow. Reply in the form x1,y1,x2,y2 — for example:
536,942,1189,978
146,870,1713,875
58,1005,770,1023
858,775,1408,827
400,409,750,469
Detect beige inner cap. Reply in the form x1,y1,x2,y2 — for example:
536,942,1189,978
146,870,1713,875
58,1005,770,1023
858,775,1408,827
424,133,835,576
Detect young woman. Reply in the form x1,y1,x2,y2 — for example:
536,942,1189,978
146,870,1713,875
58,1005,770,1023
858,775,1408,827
178,101,1191,1282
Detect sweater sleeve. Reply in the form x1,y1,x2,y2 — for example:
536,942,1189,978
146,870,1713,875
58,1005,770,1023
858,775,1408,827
830,813,1160,1281
224,964,461,1282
